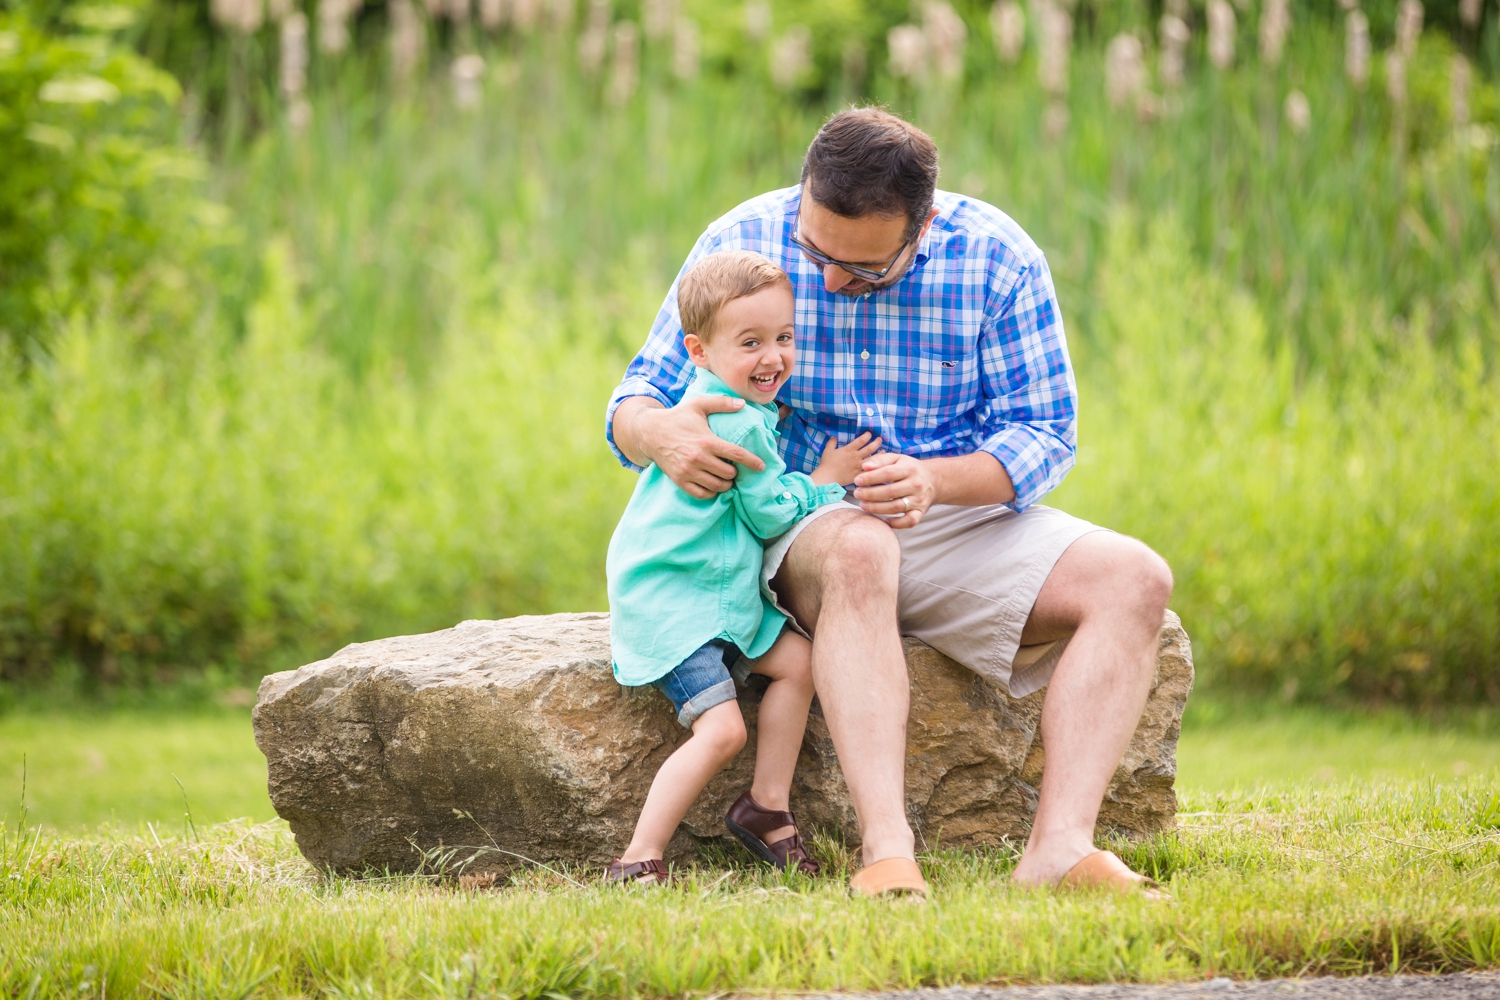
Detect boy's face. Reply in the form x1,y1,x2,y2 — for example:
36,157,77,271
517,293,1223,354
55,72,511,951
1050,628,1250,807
683,284,796,406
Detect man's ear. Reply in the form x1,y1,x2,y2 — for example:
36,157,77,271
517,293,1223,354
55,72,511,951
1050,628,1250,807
683,332,710,367
919,205,940,240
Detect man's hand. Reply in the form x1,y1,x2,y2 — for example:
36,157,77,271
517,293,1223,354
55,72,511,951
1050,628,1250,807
852,453,935,529
617,395,766,499
853,451,1016,528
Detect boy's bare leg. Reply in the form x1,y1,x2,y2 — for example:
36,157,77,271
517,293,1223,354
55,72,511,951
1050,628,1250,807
771,509,915,864
744,630,815,845
620,701,747,863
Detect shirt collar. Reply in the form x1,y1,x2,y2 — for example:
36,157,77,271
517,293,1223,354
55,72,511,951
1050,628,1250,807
686,367,778,415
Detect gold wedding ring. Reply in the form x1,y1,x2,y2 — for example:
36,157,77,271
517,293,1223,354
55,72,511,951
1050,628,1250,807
901,497,911,512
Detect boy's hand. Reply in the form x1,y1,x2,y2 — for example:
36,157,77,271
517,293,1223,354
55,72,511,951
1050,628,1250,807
810,432,883,486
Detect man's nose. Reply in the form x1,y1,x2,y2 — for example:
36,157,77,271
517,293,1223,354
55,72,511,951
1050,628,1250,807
823,264,854,294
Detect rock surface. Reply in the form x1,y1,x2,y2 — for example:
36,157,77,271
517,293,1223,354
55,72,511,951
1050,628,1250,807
253,612,1193,874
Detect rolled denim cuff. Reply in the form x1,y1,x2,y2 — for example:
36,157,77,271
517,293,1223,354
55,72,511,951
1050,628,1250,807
676,678,737,728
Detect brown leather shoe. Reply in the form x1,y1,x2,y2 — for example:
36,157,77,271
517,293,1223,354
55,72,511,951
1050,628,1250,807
606,858,672,885
724,791,821,875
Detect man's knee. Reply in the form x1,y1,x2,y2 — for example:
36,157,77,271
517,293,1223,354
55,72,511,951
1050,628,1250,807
1111,536,1173,621
822,516,900,587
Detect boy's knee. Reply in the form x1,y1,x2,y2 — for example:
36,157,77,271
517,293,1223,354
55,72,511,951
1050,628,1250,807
694,705,748,759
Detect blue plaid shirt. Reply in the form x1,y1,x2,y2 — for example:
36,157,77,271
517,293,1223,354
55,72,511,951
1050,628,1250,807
605,186,1077,512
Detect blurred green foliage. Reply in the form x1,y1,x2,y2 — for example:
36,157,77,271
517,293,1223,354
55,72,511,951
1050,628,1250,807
0,3,1496,703
0,2,227,359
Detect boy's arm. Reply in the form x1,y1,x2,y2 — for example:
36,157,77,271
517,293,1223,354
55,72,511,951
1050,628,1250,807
726,423,846,541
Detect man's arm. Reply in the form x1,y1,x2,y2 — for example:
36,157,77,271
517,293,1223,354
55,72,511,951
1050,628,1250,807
851,255,1074,528
612,395,765,499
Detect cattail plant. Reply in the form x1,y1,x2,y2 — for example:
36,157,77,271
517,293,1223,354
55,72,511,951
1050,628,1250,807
642,0,675,42
1159,13,1189,87
279,12,307,95
212,0,264,34
1259,0,1290,66
1207,0,1235,69
888,24,926,80
607,20,638,104
744,0,770,44
389,0,424,82
578,0,609,73
1452,54,1470,130
672,16,699,81
1395,0,1423,57
769,25,811,89
268,0,294,22
451,53,484,108
509,0,541,30
1345,9,1369,88
842,40,867,86
1284,88,1310,133
1033,0,1070,138
544,0,573,30
479,0,503,31
923,1,967,82
990,0,1024,64
1034,0,1070,96
280,9,310,128
317,0,361,54
445,0,470,23
1104,33,1146,109
1459,0,1481,28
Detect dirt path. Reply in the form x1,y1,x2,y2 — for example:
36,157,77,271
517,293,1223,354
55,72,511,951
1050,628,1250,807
837,973,1500,999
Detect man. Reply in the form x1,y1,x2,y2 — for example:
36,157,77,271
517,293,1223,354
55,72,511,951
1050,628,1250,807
606,108,1173,898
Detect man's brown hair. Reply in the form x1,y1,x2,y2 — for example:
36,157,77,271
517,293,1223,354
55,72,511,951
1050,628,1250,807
800,108,939,240
677,250,791,340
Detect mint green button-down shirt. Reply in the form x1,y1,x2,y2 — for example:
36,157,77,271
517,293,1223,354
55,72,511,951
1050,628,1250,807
607,368,847,687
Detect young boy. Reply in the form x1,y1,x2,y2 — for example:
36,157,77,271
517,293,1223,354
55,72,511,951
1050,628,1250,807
605,250,880,885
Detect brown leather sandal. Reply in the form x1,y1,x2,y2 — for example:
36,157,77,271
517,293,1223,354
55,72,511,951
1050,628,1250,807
606,858,672,886
849,857,928,900
1060,850,1169,900
724,791,821,875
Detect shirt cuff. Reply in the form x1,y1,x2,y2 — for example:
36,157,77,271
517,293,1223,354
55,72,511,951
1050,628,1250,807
978,425,1061,513
605,378,676,471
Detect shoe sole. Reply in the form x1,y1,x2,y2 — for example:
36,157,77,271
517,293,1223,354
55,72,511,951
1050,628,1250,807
725,817,787,871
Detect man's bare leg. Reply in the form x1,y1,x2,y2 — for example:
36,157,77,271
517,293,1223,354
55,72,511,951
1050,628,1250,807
772,509,915,864
1011,531,1174,886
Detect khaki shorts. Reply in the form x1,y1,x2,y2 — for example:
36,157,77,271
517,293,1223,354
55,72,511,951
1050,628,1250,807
762,501,1105,699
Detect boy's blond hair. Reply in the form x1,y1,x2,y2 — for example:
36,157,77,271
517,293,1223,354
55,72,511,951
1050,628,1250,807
677,250,791,341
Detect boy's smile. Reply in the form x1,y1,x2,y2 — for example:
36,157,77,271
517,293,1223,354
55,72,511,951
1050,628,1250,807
682,284,796,405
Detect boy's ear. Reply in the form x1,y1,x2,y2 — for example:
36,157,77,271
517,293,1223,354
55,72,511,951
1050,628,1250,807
683,332,710,367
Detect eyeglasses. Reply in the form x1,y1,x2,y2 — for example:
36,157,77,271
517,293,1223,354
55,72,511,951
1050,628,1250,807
790,210,915,284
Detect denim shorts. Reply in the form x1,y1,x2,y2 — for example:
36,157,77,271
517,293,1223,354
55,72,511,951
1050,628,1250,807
654,640,743,728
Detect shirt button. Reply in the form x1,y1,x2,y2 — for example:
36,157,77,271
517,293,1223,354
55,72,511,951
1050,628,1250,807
780,491,791,500
865,408,874,416
860,350,870,360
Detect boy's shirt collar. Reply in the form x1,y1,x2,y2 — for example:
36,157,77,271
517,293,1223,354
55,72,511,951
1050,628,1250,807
686,366,779,417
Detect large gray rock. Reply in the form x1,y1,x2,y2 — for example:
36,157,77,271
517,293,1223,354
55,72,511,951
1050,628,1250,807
254,612,1193,874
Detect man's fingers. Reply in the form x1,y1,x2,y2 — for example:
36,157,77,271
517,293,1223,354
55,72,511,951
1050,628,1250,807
823,437,840,458
714,441,766,472
690,394,746,415
854,462,910,488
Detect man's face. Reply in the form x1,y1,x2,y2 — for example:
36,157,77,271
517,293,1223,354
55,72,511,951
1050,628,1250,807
683,284,797,405
796,196,936,297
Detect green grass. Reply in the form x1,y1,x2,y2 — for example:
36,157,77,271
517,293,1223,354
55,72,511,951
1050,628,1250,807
2,706,1499,996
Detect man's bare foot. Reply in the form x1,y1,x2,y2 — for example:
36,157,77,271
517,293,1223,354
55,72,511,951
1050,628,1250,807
1011,836,1097,887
